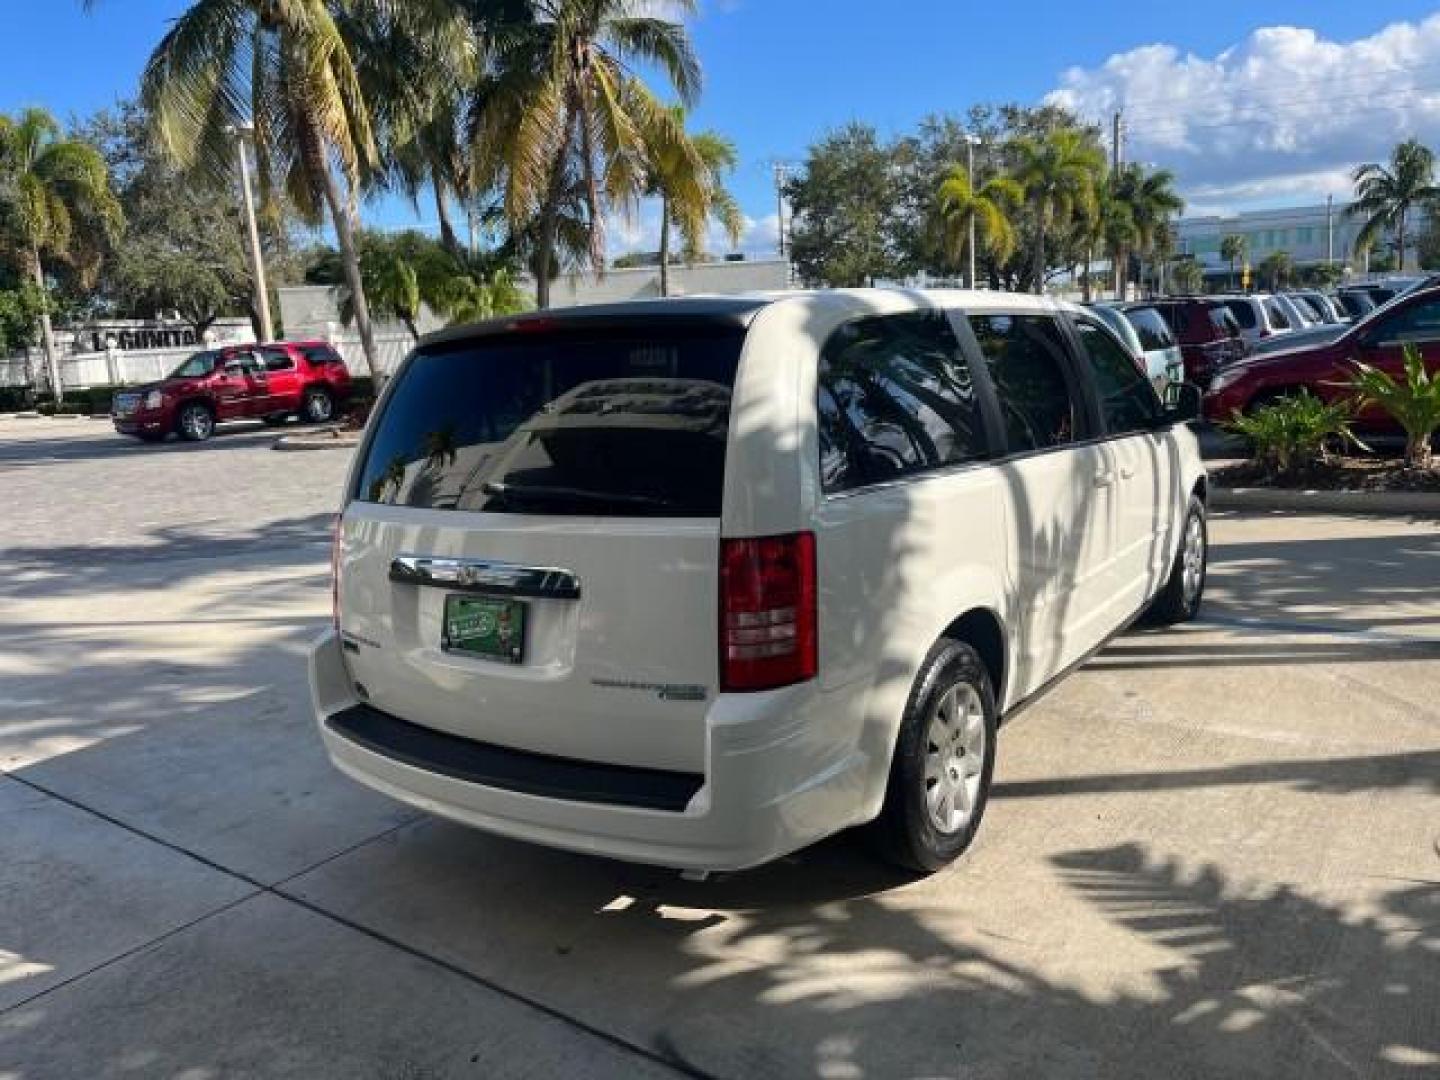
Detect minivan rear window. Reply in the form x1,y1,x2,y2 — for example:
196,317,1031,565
355,326,744,516
1125,306,1177,351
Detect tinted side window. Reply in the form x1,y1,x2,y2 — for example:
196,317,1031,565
968,313,1079,452
1265,299,1292,330
302,345,343,367
817,311,987,493
1208,304,1242,337
1376,298,1440,342
1224,300,1257,330
1074,317,1162,435
262,347,296,372
1127,307,1176,351
1154,303,1187,336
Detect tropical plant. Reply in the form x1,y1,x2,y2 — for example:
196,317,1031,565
1220,234,1247,290
1348,343,1440,468
1258,250,1294,291
1108,162,1184,296
0,107,123,400
134,0,470,381
642,107,743,297
445,266,529,325
1169,256,1204,295
934,164,1022,287
1009,127,1105,293
480,0,702,308
1347,138,1440,272
1225,391,1362,476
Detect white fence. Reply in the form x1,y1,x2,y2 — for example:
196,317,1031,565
0,331,418,393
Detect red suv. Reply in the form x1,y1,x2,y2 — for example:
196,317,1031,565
112,341,352,442
1149,298,1248,385
1204,285,1440,432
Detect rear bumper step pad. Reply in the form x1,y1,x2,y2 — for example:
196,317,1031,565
325,703,704,813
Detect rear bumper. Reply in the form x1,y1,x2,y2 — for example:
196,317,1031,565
308,629,871,871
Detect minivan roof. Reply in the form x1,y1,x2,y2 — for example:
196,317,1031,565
422,287,1081,350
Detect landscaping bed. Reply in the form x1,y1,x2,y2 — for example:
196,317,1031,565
1213,457,1440,493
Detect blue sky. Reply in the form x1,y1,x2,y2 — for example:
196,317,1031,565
5,1,1440,254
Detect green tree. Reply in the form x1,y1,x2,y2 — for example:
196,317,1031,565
786,123,906,287
1220,234,1247,290
1010,127,1105,293
482,0,702,308
1072,179,1134,302
75,102,302,339
133,0,464,380
933,164,1022,287
1169,256,1204,295
1109,163,1184,296
1347,138,1440,272
1258,250,1294,291
1348,344,1440,468
0,108,122,400
642,108,743,297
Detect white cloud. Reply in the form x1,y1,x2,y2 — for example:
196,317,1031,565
604,201,780,260
1045,14,1440,213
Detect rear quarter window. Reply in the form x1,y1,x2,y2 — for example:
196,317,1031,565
1126,307,1177,351
354,326,744,516
1223,300,1257,330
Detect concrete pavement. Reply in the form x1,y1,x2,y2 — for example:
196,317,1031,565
1,417,1436,1079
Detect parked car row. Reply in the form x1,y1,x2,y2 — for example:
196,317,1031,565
112,341,352,442
1203,282,1440,432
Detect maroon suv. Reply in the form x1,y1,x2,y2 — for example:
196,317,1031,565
1149,298,1248,385
112,341,352,442
1204,284,1440,433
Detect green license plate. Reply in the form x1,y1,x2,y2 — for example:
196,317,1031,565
443,595,526,663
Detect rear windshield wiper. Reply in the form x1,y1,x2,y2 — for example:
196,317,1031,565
481,481,682,509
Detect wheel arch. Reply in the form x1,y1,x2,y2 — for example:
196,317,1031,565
940,607,1008,715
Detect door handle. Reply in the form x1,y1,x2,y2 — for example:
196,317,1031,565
1093,471,1116,488
1119,464,1136,479
390,555,582,600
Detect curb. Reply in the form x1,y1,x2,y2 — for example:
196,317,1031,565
273,431,362,452
1212,486,1440,516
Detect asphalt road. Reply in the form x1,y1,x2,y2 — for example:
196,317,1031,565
1,416,1437,1079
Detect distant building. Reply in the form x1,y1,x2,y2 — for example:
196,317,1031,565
1175,201,1432,279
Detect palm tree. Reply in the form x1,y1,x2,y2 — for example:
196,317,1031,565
0,108,122,401
480,0,702,308
1347,139,1440,272
1072,177,1134,302
1259,250,1294,291
642,108,742,297
934,164,1022,288
1220,234,1247,290
134,1,469,382
1010,128,1105,293
1109,163,1184,297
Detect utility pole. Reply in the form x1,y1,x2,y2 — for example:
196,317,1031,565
966,134,981,289
771,161,793,259
230,124,273,343
1326,193,1334,270
1112,110,1123,172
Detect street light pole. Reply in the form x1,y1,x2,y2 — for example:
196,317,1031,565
231,124,273,343
966,135,979,289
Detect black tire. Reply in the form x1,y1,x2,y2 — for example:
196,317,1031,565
870,639,998,873
301,386,334,424
1148,495,1207,625
175,402,215,442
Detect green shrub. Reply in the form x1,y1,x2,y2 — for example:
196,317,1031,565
0,386,35,411
1347,343,1440,469
1225,391,1364,475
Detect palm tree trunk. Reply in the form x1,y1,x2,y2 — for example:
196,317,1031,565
433,171,461,258
658,195,671,298
1114,245,1127,299
303,128,380,383
30,248,61,404
1032,226,1046,295
534,118,578,311
1082,242,1093,303
1397,208,1408,273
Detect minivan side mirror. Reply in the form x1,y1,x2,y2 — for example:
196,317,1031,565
1163,382,1202,424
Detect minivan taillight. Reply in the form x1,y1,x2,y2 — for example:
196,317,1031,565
719,532,817,692
330,514,342,632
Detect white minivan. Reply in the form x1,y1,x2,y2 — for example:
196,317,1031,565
311,290,1208,873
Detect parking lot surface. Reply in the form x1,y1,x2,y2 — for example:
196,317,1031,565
2,417,1437,1079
